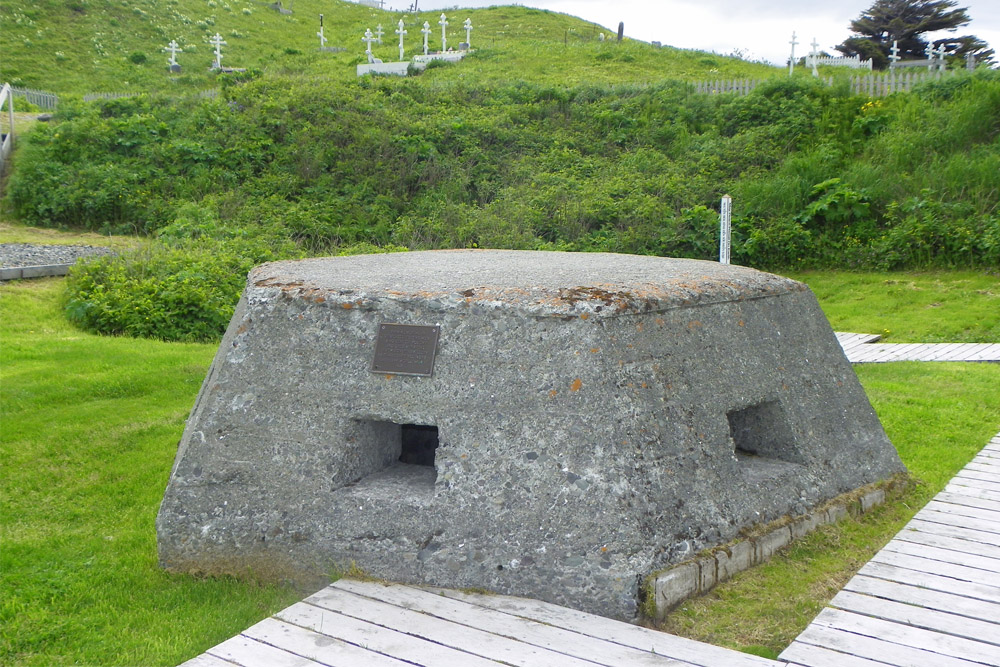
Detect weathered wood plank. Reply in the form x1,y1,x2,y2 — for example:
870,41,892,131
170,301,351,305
883,539,1000,572
297,589,598,667
954,468,1000,484
208,634,324,667
964,460,1000,474
810,608,1000,665
895,526,1000,559
944,484,1000,505
950,474,1000,492
906,517,1000,548
178,654,238,667
424,586,777,667
933,491,1000,516
922,500,1000,526
329,580,689,667
916,508,1000,536
778,639,889,667
242,617,411,667
276,601,505,667
857,560,1000,605
830,590,1000,646
844,573,1000,623
871,550,1000,588
784,623,983,667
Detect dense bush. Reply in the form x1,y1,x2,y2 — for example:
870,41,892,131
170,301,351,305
9,69,1000,341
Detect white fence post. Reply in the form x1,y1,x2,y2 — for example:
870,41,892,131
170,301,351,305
719,194,732,265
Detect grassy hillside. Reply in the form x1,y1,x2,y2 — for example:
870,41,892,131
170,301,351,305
0,0,777,93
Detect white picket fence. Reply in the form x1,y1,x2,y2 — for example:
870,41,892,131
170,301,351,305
693,69,956,98
9,86,59,110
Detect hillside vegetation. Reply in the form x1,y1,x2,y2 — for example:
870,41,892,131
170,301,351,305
2,2,999,342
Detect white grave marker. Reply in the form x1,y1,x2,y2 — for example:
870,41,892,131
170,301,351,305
210,33,227,69
439,13,449,52
317,15,328,49
363,28,377,62
934,44,947,71
396,19,407,61
464,18,473,49
809,38,819,76
375,24,384,45
165,39,181,67
719,194,732,265
788,31,798,75
421,21,432,55
889,40,900,66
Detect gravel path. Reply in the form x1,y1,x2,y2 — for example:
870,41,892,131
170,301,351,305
0,243,117,268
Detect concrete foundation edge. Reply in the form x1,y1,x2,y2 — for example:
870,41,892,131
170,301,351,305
0,264,72,280
648,485,888,620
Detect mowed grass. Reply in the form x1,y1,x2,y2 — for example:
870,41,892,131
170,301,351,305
1,269,998,664
0,279,303,666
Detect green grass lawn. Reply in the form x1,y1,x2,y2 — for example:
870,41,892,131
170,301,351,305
1,270,998,664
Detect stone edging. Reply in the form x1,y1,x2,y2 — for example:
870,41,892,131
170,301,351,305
0,264,72,280
646,484,889,620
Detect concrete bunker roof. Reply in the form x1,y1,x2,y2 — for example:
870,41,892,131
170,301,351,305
251,250,805,317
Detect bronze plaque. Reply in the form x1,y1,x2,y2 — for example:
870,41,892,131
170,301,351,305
371,323,440,376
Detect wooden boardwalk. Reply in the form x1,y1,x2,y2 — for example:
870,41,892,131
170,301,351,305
835,332,1000,363
181,578,778,667
780,432,1000,667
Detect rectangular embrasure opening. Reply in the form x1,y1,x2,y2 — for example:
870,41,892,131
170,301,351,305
727,400,803,466
399,424,439,466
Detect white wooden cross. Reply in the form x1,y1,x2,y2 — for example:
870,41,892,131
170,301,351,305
165,39,181,67
788,31,798,76
421,21,432,55
439,13,449,52
924,43,935,70
317,15,328,49
809,37,819,77
934,44,947,71
210,33,227,68
375,24,384,45
362,28,376,61
396,19,407,61
889,40,900,67
464,18,473,48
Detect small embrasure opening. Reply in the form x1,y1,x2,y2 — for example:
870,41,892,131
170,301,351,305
727,399,803,466
399,424,439,466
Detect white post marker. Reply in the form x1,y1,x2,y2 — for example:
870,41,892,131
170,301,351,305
924,43,934,70
421,21,431,55
363,28,376,61
809,38,819,77
317,15,328,49
889,40,900,67
719,194,732,265
464,18,473,48
935,44,947,71
788,31,798,76
165,39,181,67
375,24,384,45
210,33,227,68
396,19,407,61
439,13,448,52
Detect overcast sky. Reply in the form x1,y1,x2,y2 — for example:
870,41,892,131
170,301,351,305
387,1,999,67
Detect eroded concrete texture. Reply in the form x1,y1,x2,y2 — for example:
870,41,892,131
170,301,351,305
156,250,904,620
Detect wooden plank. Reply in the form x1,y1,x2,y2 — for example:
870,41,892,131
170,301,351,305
944,483,1000,505
328,581,690,667
810,608,1000,665
830,589,1000,646
917,507,1000,535
871,550,1000,588
965,460,1000,474
922,500,1000,525
955,468,1000,483
242,617,411,667
276,601,505,667
424,586,778,667
844,573,1000,623
178,655,238,667
895,526,1000,559
906,518,1000,548
785,623,983,667
951,472,1000,490
934,491,1000,515
883,539,1000,572
207,634,323,667
778,640,888,667
857,560,1000,605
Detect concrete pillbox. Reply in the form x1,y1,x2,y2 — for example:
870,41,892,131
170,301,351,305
156,250,903,620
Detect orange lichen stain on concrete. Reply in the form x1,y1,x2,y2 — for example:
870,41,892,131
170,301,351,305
590,348,600,354
655,318,665,327
235,324,248,335
641,382,648,389
384,374,395,380
342,302,353,309
570,378,583,392
549,389,559,398
580,313,590,320
782,383,789,391
688,320,703,330
636,321,644,332
738,319,745,327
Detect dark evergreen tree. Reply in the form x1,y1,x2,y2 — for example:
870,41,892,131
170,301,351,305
836,0,993,69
